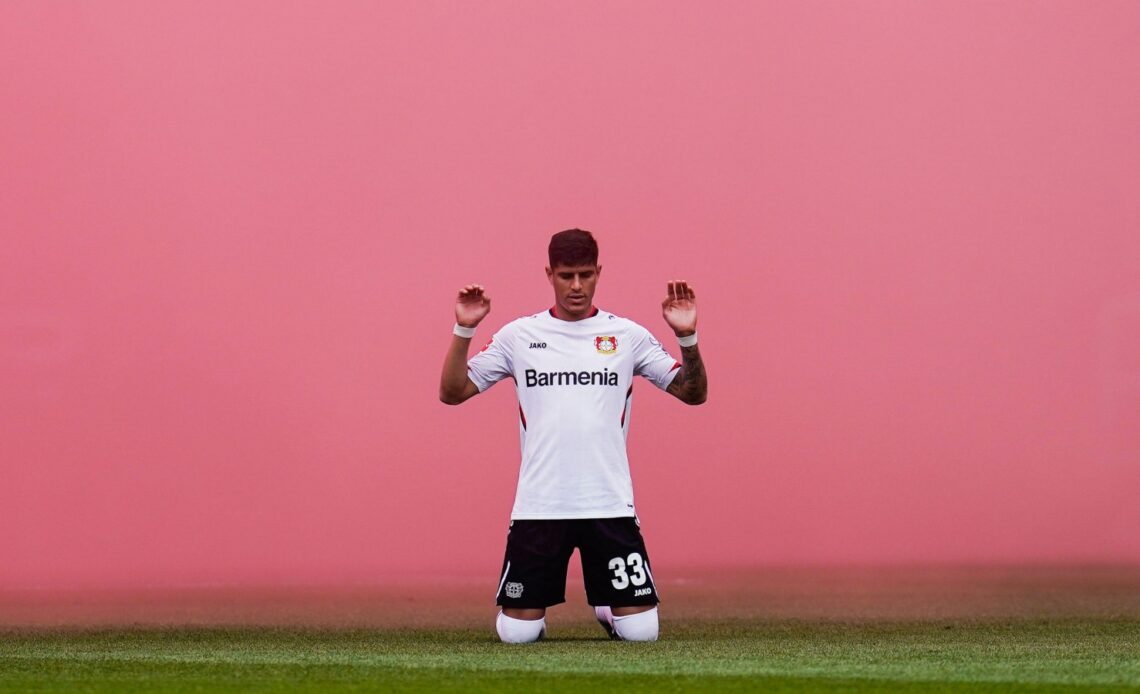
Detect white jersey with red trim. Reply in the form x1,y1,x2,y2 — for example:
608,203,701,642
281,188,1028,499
467,308,681,519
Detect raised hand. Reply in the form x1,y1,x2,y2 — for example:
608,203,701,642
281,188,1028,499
661,280,697,336
456,284,491,328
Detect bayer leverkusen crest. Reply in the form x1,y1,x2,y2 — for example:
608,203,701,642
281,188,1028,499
595,336,618,354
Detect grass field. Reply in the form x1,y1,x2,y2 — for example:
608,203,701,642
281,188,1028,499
3,567,1138,692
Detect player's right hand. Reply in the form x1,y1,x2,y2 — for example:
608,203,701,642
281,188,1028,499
456,284,491,328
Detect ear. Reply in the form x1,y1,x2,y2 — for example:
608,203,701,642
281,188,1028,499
596,265,602,279
545,266,554,285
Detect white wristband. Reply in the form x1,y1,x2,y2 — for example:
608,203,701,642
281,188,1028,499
453,323,477,338
677,331,698,347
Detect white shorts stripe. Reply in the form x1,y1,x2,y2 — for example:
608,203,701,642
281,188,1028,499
645,563,659,597
495,560,511,598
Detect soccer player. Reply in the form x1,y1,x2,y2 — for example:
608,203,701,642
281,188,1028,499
439,229,707,643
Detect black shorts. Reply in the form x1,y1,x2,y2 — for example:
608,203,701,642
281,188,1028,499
495,517,660,609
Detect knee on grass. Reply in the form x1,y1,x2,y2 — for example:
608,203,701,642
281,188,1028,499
496,611,546,643
599,606,659,642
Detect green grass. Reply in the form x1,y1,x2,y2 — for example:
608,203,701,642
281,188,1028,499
3,618,1138,693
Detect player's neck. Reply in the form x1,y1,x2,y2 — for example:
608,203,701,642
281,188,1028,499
550,304,598,322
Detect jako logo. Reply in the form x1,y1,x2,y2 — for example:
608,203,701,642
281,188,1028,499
525,368,619,387
529,342,547,349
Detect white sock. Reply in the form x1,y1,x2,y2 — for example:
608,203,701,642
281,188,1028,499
612,606,659,642
496,611,546,643
595,605,614,625
594,605,616,636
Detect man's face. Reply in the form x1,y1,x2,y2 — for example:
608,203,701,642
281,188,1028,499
546,263,602,319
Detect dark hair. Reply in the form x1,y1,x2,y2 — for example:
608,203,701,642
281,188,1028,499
548,228,598,268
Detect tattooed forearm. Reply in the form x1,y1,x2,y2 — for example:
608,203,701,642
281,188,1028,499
666,344,708,405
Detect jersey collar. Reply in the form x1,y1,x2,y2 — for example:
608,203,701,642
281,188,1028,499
548,305,600,321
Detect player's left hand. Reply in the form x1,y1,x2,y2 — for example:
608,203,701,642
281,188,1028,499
661,280,697,337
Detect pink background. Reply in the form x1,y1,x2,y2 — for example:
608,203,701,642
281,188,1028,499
3,1,1138,590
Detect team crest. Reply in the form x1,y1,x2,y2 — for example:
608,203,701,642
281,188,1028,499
595,336,618,354
505,582,524,598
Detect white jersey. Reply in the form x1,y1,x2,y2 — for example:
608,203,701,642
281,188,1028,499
467,307,681,519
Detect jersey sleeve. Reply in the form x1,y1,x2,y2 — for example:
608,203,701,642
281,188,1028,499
466,324,515,392
633,326,682,391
